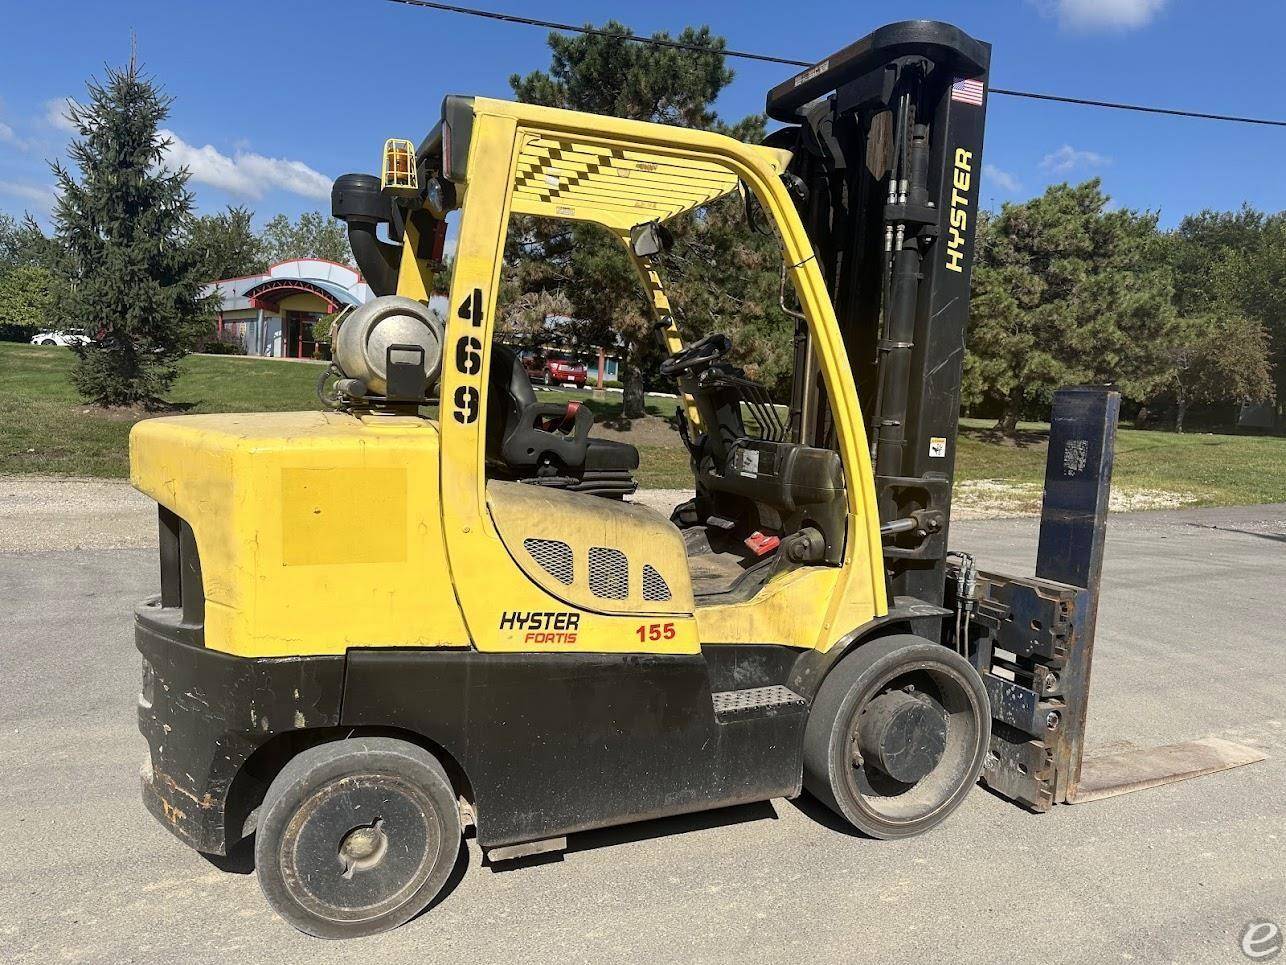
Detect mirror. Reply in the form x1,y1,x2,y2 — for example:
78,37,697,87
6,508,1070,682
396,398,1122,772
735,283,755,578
629,220,675,258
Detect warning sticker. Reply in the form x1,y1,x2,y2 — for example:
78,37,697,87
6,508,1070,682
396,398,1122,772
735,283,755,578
736,447,760,477
929,437,947,458
1063,439,1089,476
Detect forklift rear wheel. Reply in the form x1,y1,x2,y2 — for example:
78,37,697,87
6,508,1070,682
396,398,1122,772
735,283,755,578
803,634,990,839
254,737,461,939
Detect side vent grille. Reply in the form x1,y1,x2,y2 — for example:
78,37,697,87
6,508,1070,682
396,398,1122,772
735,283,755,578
588,546,629,600
641,564,672,602
523,538,574,585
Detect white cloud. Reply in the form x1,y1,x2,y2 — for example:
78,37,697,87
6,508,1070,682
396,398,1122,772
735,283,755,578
0,179,57,210
984,164,1022,193
160,130,332,201
0,121,28,151
0,97,31,151
1030,0,1167,31
43,97,80,133
1040,144,1111,174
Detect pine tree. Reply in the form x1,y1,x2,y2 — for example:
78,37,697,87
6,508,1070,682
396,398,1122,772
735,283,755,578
53,59,210,407
964,181,1176,436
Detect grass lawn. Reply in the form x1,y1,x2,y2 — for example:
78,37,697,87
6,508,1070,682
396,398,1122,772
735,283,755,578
2,344,324,477
5,343,1286,508
954,417,1286,509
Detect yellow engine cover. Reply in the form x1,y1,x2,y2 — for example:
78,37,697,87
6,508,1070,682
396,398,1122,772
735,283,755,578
129,411,468,657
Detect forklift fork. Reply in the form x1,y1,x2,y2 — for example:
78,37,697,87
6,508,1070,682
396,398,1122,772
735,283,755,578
959,387,1265,811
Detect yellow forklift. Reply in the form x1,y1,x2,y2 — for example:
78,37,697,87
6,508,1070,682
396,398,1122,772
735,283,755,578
131,21,1261,938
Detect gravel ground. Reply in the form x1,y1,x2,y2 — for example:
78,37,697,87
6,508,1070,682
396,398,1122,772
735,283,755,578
628,488,691,518
0,475,154,552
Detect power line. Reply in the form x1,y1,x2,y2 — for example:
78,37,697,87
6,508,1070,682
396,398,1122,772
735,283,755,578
989,87,1286,127
383,0,811,67
384,0,1286,129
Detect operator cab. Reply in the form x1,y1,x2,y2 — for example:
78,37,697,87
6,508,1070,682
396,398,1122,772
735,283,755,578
475,202,851,605
331,96,858,611
659,325,847,601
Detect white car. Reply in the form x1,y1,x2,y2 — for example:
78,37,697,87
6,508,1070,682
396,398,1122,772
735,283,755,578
30,329,93,347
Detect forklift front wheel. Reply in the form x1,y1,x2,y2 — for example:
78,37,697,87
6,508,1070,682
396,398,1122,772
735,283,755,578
803,634,990,839
254,737,461,939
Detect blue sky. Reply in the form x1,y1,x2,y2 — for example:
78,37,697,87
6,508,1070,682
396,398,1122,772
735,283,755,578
2,0,1283,230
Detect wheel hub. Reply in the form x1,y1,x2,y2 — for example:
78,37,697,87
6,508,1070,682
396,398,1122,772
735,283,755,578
284,775,439,922
856,689,949,784
338,818,389,877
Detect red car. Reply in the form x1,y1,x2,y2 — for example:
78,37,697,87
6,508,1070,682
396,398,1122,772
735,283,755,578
523,353,588,388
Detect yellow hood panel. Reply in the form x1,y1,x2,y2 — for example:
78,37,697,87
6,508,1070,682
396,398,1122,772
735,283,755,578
129,411,468,657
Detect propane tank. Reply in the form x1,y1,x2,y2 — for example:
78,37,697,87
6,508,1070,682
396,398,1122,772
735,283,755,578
331,295,444,398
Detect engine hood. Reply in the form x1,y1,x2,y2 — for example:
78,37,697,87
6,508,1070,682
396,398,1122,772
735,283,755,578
129,410,466,657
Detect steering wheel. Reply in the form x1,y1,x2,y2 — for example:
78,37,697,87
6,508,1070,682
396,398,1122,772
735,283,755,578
659,332,731,378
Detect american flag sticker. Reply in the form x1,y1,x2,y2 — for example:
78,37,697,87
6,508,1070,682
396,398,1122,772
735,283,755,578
951,77,985,107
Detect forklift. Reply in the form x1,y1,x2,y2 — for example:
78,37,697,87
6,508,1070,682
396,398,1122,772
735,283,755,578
130,20,1262,938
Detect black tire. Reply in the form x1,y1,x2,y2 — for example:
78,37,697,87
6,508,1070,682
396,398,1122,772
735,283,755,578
803,634,990,839
255,737,461,939
40,339,56,345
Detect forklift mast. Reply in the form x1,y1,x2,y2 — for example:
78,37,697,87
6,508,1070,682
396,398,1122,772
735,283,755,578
766,21,990,627
766,24,1262,812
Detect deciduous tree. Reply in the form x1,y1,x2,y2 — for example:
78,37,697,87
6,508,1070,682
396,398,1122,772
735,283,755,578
507,21,765,418
189,205,265,280
261,211,353,267
1167,207,1285,426
0,214,58,273
1161,314,1274,432
0,264,56,339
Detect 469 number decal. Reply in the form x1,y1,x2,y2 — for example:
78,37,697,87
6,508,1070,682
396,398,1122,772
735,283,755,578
451,287,485,424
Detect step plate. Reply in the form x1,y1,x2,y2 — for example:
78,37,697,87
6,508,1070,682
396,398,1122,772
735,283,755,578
713,685,807,722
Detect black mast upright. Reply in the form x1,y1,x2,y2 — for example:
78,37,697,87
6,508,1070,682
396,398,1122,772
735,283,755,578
767,21,991,636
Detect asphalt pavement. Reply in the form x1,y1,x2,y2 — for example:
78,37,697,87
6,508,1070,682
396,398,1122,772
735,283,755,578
1,502,1283,964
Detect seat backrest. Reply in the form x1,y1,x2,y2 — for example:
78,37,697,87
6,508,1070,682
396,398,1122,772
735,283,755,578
491,344,536,407
487,345,536,462
486,344,595,473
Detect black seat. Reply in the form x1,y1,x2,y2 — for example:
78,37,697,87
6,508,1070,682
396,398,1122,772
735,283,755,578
486,346,638,495
585,436,641,472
